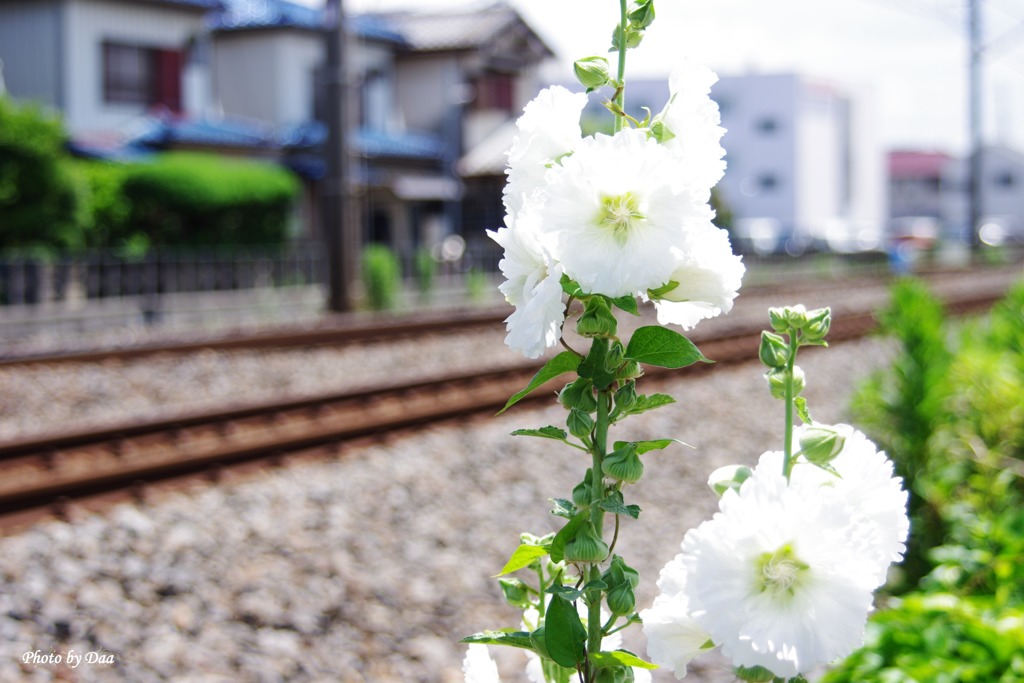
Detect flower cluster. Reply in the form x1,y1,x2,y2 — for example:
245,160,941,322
490,59,743,358
642,309,910,681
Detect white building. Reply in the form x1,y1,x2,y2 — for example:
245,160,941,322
712,73,885,254
941,144,1024,245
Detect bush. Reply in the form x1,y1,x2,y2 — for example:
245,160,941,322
71,159,132,250
0,97,84,253
826,279,1024,682
121,152,299,247
361,243,401,311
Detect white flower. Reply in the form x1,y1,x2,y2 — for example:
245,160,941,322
658,59,726,198
679,469,879,679
463,644,501,683
758,423,909,586
650,227,745,330
488,220,566,359
641,558,713,679
539,129,715,298
505,86,588,220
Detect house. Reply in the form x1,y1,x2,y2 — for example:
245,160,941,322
887,150,951,221
710,73,885,254
940,144,1024,245
0,0,555,270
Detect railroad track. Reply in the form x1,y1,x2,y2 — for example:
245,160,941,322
0,289,1003,533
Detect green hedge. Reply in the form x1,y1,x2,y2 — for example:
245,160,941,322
121,152,299,247
0,97,84,254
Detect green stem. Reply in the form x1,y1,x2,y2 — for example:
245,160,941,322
782,334,800,480
591,386,611,537
614,0,628,133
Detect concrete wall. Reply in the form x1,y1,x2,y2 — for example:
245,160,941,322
0,0,63,108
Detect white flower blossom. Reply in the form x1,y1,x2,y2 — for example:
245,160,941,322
487,220,566,359
676,469,880,678
758,423,909,585
658,58,726,198
504,85,588,220
463,644,501,683
539,129,715,298
650,227,745,330
641,557,713,679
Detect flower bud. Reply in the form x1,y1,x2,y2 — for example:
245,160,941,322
765,366,805,400
613,382,637,414
758,331,789,369
804,307,832,341
498,578,531,608
799,425,846,465
576,297,617,338
596,666,635,683
707,464,752,497
574,55,611,91
615,360,643,382
602,445,644,483
560,378,598,412
572,469,594,508
768,307,789,332
785,304,809,329
606,581,636,616
567,408,594,439
563,522,609,563
606,341,626,371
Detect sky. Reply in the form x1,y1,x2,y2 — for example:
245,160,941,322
327,0,1024,155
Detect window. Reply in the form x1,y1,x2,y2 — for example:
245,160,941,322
993,171,1016,188
473,71,514,112
103,41,182,112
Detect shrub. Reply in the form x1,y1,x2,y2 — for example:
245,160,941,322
71,159,132,250
121,152,299,247
361,243,401,311
0,97,84,253
413,246,436,301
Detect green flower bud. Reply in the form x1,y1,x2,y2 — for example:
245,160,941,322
734,665,777,682
602,445,644,483
799,425,846,465
785,304,809,329
764,366,805,400
574,55,611,91
649,118,676,143
758,331,790,369
603,554,640,589
804,307,832,341
572,469,594,508
615,360,643,381
707,464,753,497
498,578,531,608
560,378,598,412
613,382,637,414
563,522,609,563
606,341,626,370
768,307,789,332
606,581,636,616
627,0,655,29
577,297,618,338
596,666,635,683
567,408,594,439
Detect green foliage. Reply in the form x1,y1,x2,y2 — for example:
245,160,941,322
360,243,401,311
828,278,1024,682
820,594,1024,682
0,96,84,253
71,159,132,250
121,152,299,247
413,246,435,300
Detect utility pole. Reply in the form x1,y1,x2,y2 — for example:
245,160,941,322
322,0,355,311
968,0,983,250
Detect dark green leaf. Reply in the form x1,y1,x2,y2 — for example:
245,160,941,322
550,512,588,564
609,295,639,316
577,337,616,390
546,583,583,601
625,326,710,369
598,491,641,519
496,544,549,577
625,393,676,416
461,630,537,651
545,595,588,668
500,352,581,414
590,649,659,670
512,426,569,441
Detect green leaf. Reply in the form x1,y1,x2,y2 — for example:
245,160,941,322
512,426,569,441
560,274,584,298
624,393,676,417
625,326,710,369
461,630,537,651
597,491,641,519
795,396,812,424
609,294,639,315
614,438,684,455
551,498,577,519
550,512,588,564
577,337,616,390
500,352,581,414
546,583,584,601
544,595,588,669
496,544,549,576
590,649,659,670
